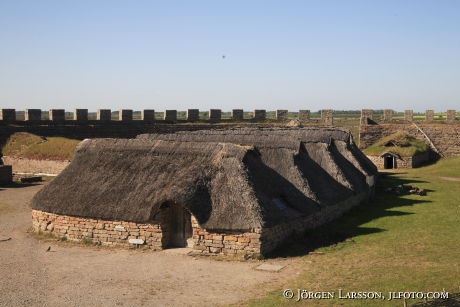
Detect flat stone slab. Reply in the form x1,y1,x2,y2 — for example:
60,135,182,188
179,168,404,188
128,238,144,245
254,263,285,272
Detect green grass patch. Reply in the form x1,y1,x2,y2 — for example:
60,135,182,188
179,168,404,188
245,157,460,307
363,131,430,156
2,132,80,160
411,156,460,178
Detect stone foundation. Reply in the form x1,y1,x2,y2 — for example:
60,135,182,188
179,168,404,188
32,210,164,249
191,216,262,255
32,191,372,256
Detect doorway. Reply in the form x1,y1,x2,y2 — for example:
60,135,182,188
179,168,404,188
162,202,193,248
384,155,395,169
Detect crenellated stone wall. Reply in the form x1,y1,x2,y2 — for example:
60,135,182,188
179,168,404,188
360,109,458,125
1,108,457,126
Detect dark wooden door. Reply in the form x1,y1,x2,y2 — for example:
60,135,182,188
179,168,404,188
168,203,192,248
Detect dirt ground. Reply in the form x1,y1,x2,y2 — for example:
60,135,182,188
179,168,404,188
0,183,300,307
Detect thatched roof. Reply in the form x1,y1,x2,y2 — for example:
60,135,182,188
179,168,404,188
31,127,377,231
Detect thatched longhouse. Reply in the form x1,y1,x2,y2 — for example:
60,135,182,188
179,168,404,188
31,127,377,256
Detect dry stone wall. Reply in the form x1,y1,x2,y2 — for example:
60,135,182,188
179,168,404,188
32,210,164,249
2,157,70,175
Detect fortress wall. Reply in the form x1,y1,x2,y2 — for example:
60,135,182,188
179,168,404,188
1,108,459,161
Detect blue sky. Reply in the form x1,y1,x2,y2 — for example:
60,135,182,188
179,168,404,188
1,0,459,112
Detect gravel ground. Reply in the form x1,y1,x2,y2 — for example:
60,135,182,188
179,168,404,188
0,183,299,307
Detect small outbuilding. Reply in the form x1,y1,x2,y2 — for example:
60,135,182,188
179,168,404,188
31,127,378,256
364,132,431,169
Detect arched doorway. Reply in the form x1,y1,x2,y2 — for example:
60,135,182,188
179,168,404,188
160,201,193,248
384,155,395,169
382,153,399,169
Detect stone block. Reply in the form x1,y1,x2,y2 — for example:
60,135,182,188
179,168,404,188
164,110,177,121
276,109,289,121
321,109,334,126
141,109,155,122
232,109,244,121
25,109,42,121
209,109,221,122
49,109,65,122
237,237,250,243
298,110,310,121
74,109,88,122
425,110,434,121
360,109,373,125
404,110,413,122
0,109,16,122
97,109,111,121
119,109,133,121
187,109,199,121
383,109,393,121
447,110,456,122
246,233,261,239
253,109,266,121
209,247,222,253
222,248,237,254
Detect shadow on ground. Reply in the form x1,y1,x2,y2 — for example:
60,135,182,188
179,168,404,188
265,171,433,259
410,292,460,307
0,182,41,189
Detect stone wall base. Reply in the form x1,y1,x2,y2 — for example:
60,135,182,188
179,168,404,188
191,215,262,255
32,191,371,256
31,210,164,249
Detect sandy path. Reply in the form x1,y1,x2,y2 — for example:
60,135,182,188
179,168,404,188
0,184,299,307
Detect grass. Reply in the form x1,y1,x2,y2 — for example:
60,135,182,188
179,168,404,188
243,157,460,307
2,132,80,160
363,131,430,156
